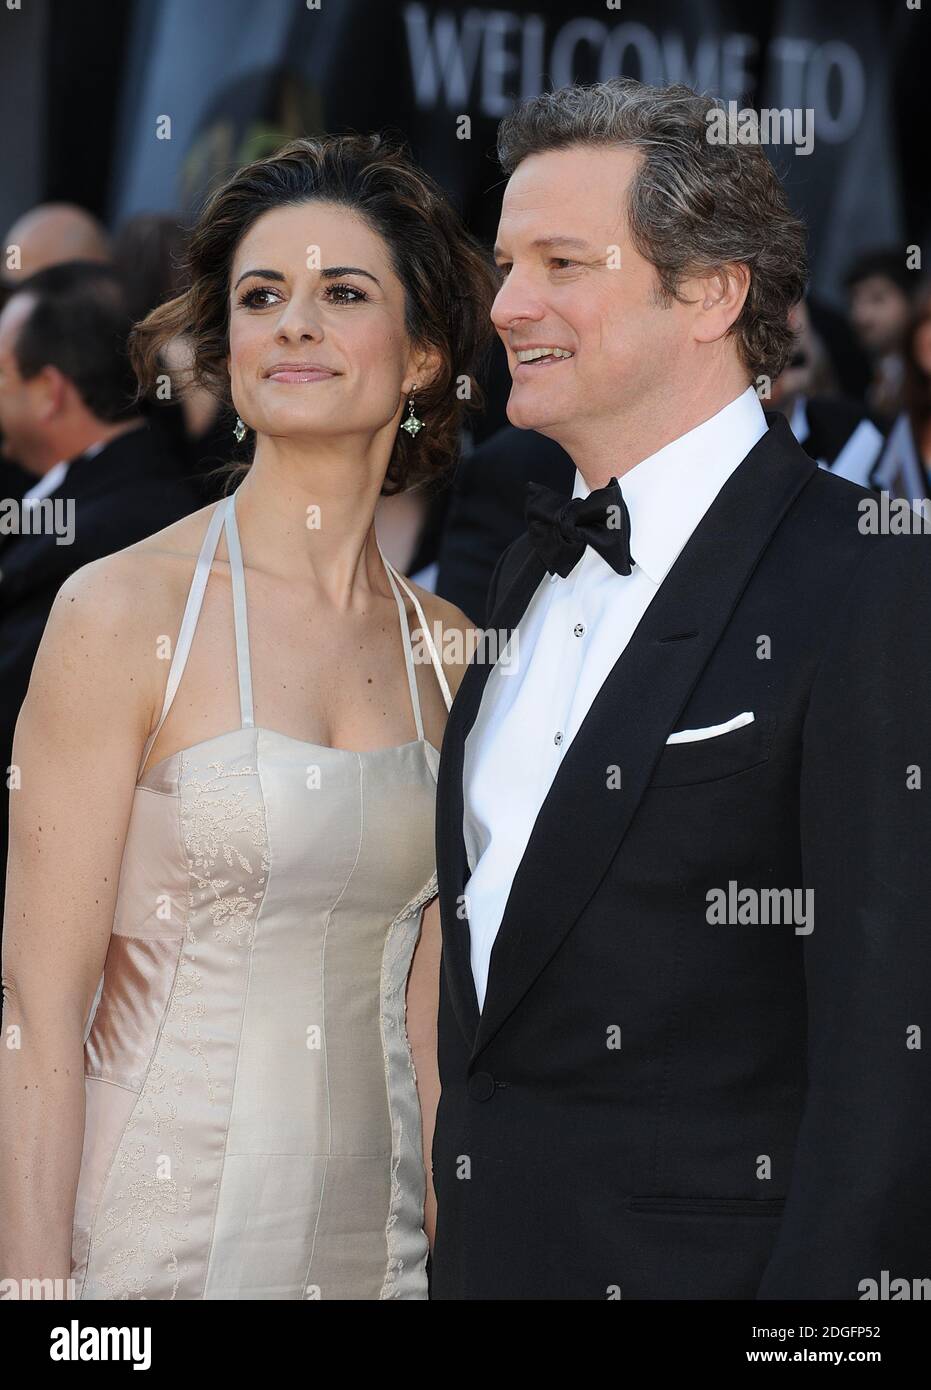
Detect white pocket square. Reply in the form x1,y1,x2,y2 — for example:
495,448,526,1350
665,711,755,745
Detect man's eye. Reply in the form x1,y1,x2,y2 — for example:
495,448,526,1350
550,258,579,270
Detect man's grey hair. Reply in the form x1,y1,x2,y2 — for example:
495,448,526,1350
496,79,808,381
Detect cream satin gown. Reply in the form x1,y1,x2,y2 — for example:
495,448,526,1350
70,488,451,1299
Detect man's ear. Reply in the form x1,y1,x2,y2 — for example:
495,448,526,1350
689,263,751,346
36,363,68,421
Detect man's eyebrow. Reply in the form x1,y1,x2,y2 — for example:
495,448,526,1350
232,265,382,290
492,236,593,260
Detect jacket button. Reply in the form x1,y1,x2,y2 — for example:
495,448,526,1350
468,1071,496,1102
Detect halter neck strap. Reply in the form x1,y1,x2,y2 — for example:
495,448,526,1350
223,490,255,728
136,499,227,779
136,493,452,779
381,555,453,715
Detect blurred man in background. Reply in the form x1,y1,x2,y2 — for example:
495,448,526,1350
1,202,110,288
0,261,197,924
0,202,112,505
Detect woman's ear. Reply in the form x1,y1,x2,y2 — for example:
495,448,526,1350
409,343,445,394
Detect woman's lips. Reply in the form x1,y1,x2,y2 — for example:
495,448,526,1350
266,368,337,383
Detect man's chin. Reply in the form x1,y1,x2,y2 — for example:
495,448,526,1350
505,394,570,436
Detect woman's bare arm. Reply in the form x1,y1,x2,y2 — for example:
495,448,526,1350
0,557,153,1289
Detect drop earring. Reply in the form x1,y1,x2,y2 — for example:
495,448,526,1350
234,415,247,443
400,387,424,436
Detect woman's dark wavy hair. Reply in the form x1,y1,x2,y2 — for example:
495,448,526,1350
129,132,498,493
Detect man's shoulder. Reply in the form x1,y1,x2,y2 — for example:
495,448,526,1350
797,465,929,552
788,466,931,616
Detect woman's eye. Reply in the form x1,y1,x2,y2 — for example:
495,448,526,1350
324,282,368,304
238,286,280,309
550,258,579,271
237,282,369,308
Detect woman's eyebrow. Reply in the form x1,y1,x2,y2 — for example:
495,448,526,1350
233,265,382,290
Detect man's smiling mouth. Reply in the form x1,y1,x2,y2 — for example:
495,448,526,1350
514,346,575,369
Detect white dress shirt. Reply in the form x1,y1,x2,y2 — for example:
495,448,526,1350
20,439,107,507
21,460,71,505
462,385,769,1009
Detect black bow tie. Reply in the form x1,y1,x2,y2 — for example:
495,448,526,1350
525,477,633,579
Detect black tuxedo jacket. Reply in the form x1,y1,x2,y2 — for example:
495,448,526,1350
797,394,882,470
431,412,931,1300
0,424,198,911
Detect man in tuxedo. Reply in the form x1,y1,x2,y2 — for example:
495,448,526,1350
431,80,931,1300
0,262,198,921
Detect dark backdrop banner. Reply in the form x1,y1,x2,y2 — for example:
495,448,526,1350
100,0,927,309
6,0,924,307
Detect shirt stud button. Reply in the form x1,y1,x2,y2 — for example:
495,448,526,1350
573,622,585,637
554,731,563,746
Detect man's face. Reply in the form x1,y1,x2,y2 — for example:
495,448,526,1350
490,145,689,445
847,274,911,356
0,292,49,472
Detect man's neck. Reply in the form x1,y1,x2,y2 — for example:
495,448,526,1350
557,375,756,491
35,416,146,476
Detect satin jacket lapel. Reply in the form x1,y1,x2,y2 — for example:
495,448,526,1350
472,416,816,1060
436,542,547,1046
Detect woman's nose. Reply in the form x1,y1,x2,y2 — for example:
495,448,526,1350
274,293,324,340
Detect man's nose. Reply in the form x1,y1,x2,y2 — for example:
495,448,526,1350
490,273,544,334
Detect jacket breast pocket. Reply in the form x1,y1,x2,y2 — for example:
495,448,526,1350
648,713,775,788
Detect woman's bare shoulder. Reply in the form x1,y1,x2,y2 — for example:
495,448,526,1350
36,501,225,709
106,498,225,570
59,499,223,610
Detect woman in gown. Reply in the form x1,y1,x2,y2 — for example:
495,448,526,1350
0,133,496,1298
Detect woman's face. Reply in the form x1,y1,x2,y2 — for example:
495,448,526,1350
226,200,424,450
